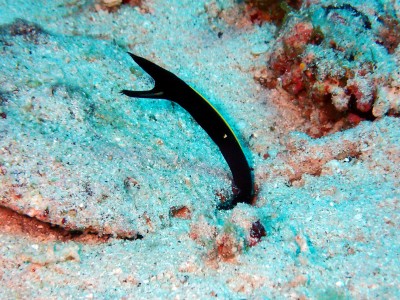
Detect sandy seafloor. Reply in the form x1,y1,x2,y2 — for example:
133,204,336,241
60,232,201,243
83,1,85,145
0,0,399,299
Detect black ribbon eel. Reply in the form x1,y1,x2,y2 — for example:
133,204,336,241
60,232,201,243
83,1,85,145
121,52,253,210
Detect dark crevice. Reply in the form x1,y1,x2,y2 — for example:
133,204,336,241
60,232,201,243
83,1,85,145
348,95,376,121
0,206,143,242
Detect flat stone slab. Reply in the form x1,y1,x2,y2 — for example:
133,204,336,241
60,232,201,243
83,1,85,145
0,19,228,238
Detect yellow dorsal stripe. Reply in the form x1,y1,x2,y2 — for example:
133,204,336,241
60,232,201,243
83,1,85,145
190,86,244,152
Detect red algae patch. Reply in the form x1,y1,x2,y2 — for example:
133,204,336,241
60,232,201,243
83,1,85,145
170,205,192,220
244,0,303,25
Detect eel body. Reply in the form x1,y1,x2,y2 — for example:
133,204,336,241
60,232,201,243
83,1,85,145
121,52,253,210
